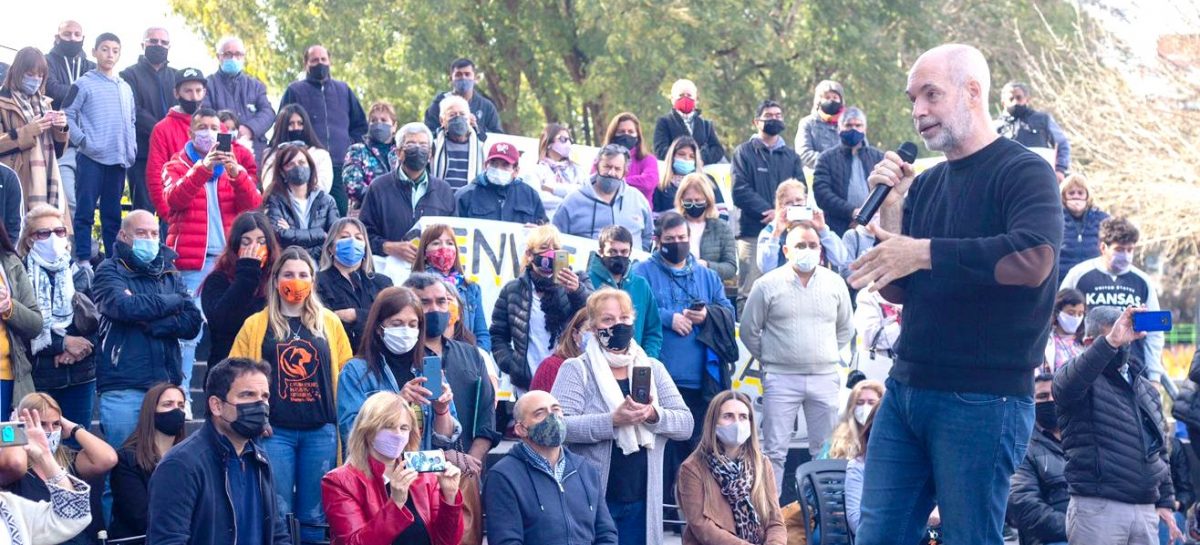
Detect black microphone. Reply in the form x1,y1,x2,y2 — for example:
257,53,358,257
853,142,919,227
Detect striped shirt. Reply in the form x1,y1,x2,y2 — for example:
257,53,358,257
442,139,471,188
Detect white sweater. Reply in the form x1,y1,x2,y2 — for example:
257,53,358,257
741,264,854,375
0,474,92,545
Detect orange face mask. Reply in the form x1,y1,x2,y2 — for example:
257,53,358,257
255,245,269,268
277,278,312,304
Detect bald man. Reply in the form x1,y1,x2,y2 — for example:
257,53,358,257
92,209,203,448
45,20,96,211
484,390,618,545
846,44,1062,545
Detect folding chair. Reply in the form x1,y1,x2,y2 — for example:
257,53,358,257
796,459,852,545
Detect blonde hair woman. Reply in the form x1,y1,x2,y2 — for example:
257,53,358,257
322,391,464,545
15,391,117,482
550,288,693,545
672,173,736,281
824,380,885,460
677,390,785,545
229,245,353,541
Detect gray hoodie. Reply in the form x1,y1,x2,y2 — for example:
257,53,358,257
551,179,653,251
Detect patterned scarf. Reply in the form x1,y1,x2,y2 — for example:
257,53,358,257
706,452,764,544
9,91,61,210
25,252,75,354
540,157,573,186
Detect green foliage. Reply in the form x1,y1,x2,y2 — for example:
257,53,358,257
170,0,1080,155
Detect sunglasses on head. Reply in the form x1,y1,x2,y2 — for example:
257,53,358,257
31,227,68,240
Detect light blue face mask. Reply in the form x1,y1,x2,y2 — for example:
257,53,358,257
220,58,244,75
131,237,159,263
672,159,696,175
334,237,366,267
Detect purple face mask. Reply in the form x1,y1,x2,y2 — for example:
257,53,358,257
372,429,409,459
193,129,217,153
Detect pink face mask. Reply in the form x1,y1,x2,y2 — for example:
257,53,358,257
372,429,409,459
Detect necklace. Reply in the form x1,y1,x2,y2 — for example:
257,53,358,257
286,318,302,341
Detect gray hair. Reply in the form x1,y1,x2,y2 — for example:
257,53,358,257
595,143,631,166
396,122,433,145
1084,306,1122,338
1003,81,1032,97
403,272,450,295
839,107,867,128
438,95,469,119
215,36,244,54
142,27,169,42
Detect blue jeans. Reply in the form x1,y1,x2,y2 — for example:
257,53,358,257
0,379,12,419
856,378,1033,545
99,389,146,449
1159,510,1186,545
607,499,647,545
46,381,96,447
261,423,336,543
73,153,125,261
179,256,216,410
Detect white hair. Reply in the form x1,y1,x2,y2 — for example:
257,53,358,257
438,95,470,120
216,36,244,54
143,27,169,41
670,79,697,99
397,122,433,144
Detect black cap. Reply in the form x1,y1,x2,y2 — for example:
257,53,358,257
176,67,206,89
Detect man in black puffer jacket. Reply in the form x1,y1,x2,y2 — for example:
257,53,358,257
1008,373,1069,545
1053,305,1182,544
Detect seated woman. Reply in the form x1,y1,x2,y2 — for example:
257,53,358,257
652,136,727,221
262,144,340,259
337,286,460,450
551,288,693,545
671,173,736,282
110,382,187,539
822,379,884,460
322,391,464,545
261,104,334,193
755,178,849,275
677,390,786,545
526,122,587,217
1044,288,1085,372
411,223,489,349
201,211,279,364
0,408,92,545
316,217,392,350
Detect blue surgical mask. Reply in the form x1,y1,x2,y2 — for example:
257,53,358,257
220,58,244,75
672,159,696,175
334,237,366,268
20,75,42,96
131,237,159,263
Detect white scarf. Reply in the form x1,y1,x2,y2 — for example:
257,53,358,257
25,253,75,354
583,336,659,455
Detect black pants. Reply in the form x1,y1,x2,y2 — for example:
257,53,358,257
663,386,707,521
330,165,348,216
127,157,156,213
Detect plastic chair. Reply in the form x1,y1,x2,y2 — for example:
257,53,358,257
795,459,852,545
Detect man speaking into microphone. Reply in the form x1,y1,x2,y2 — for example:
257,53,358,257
847,44,1062,545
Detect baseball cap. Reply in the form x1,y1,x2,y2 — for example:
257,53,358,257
176,67,207,89
485,142,520,166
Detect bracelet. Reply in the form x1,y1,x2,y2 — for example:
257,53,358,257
434,407,450,416
67,424,84,441
45,469,69,487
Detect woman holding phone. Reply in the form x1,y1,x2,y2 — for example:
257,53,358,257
322,391,464,545
0,47,70,219
229,246,353,543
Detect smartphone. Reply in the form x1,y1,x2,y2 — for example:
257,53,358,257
403,450,448,473
631,367,652,404
422,356,443,400
0,422,28,448
688,300,706,311
216,132,233,153
552,250,570,280
1132,310,1172,332
786,206,813,223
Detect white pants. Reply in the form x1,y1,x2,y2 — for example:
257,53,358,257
761,371,840,492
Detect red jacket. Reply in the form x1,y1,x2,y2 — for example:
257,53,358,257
321,457,464,545
162,144,262,270
149,110,259,221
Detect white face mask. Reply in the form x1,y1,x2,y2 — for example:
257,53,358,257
381,326,420,355
853,404,874,426
1057,311,1082,334
715,420,751,448
47,429,62,453
485,166,514,186
790,248,820,273
33,235,70,263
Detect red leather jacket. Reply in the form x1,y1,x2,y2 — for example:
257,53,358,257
161,143,261,270
321,456,465,545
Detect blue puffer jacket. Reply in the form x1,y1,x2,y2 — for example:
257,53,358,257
484,443,617,545
93,242,203,393
1059,206,1109,282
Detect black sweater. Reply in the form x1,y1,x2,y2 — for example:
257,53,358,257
315,267,392,351
200,258,268,365
110,447,153,539
890,137,1062,396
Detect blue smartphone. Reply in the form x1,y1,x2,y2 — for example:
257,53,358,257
422,356,444,400
1132,310,1172,332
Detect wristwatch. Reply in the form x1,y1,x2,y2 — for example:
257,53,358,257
66,424,84,442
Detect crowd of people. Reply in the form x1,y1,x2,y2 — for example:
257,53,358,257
0,18,1192,545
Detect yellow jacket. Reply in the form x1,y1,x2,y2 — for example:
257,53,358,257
229,308,353,397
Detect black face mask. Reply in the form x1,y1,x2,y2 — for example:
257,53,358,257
402,146,429,172
660,241,689,264
819,99,842,116
179,98,202,115
53,40,84,58
612,134,638,152
307,63,330,82
597,323,635,352
144,45,169,65
1035,400,1058,431
682,202,707,218
285,129,306,143
224,400,269,439
761,119,785,136
425,310,450,338
602,255,630,277
1007,104,1031,119
154,408,187,436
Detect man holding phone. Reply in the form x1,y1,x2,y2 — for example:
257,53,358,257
1061,217,1169,392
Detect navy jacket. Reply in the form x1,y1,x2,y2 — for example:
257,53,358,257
147,421,291,545
652,110,725,164
359,171,457,257
45,51,95,109
812,143,884,236
119,56,178,160
280,77,367,167
730,137,806,237
455,173,548,224
93,242,203,393
484,444,617,545
423,90,502,140
1058,206,1108,283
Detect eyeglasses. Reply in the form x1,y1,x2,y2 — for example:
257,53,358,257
31,227,68,240
145,38,171,47
219,51,246,60
682,201,707,209
403,144,430,153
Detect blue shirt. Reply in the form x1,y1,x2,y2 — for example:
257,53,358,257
220,434,264,545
